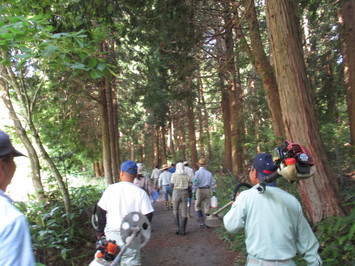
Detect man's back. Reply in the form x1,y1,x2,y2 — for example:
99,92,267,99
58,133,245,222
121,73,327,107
151,168,161,179
185,166,194,179
224,186,321,262
98,181,153,233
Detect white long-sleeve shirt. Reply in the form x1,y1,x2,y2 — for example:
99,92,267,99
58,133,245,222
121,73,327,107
0,190,35,266
223,186,322,265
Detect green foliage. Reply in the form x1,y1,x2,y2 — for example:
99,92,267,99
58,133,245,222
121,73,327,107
313,208,355,264
15,180,104,265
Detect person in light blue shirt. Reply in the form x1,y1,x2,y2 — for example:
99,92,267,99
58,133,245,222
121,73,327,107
192,158,216,229
223,153,322,266
0,131,35,266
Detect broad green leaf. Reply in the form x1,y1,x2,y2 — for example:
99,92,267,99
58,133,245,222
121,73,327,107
9,28,24,35
96,62,105,71
90,69,103,79
88,57,97,67
41,44,58,57
51,32,70,39
70,62,88,70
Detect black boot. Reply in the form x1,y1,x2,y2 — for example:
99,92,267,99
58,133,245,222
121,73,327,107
173,215,180,235
180,217,188,236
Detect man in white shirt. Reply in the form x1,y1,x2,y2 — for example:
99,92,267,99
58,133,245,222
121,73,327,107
223,153,322,265
94,160,154,265
0,131,35,266
150,165,161,191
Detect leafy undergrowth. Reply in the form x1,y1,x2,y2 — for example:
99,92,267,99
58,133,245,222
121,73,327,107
15,177,105,265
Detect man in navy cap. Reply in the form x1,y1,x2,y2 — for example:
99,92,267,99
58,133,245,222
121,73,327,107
0,131,35,265
92,160,154,265
223,153,322,265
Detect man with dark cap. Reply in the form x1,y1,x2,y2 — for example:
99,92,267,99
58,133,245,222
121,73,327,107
0,131,35,265
223,153,322,265
92,160,154,266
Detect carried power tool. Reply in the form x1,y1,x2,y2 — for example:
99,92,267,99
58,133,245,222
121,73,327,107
91,212,151,266
95,236,120,262
257,140,316,193
206,141,316,226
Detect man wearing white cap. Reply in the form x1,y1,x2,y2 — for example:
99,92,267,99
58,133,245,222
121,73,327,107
0,131,35,266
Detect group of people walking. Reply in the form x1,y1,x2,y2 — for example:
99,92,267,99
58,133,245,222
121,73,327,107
0,129,322,266
154,159,216,234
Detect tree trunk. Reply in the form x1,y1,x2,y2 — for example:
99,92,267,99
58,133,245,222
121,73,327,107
0,82,45,200
266,0,347,223
2,60,71,215
112,87,120,182
198,72,212,158
160,125,167,164
197,85,205,159
216,34,233,172
197,73,212,159
105,78,119,183
99,81,113,185
238,0,285,140
186,78,199,167
153,125,160,167
168,118,176,161
339,0,355,146
223,5,244,177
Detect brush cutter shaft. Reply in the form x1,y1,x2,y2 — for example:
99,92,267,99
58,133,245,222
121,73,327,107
212,201,234,215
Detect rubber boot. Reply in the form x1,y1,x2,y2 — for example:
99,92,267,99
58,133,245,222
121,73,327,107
173,215,180,235
180,217,188,236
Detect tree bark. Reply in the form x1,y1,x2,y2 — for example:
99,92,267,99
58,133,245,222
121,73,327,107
197,83,206,159
153,124,160,167
99,81,113,185
216,36,233,172
339,0,355,146
0,81,45,200
238,0,285,140
160,125,167,165
2,59,71,215
186,78,199,167
266,0,347,223
197,74,212,159
223,5,244,177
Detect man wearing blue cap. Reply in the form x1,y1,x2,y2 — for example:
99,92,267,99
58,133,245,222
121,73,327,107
0,131,35,266
223,153,322,266
92,160,154,265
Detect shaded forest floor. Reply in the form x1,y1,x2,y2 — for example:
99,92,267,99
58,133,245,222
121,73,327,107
141,193,245,265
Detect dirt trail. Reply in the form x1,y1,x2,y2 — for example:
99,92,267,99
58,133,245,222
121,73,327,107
141,193,245,266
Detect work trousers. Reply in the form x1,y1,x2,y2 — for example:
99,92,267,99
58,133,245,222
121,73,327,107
172,189,189,217
194,188,211,215
162,185,173,201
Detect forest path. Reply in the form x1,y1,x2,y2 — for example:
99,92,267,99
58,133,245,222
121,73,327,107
141,193,245,265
